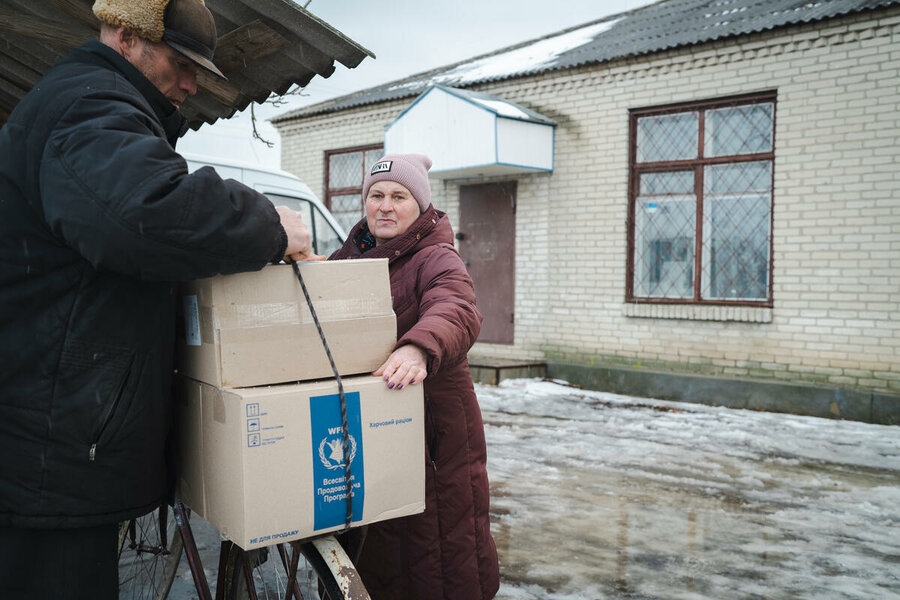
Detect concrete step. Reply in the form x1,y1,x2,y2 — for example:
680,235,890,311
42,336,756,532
467,355,547,385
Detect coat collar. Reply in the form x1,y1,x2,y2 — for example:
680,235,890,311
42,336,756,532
61,40,188,146
335,206,454,263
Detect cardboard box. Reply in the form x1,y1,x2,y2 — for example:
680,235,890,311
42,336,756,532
175,374,425,550
177,259,396,388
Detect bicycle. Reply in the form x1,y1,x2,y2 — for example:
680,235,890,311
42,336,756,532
117,260,376,599
117,502,182,600
117,499,369,599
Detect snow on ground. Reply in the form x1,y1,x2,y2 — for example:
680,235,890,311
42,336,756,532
478,378,900,600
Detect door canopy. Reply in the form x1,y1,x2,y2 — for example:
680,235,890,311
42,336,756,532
384,85,555,180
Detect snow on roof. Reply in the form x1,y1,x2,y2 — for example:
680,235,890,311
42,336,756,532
429,85,556,124
273,0,899,123
430,18,623,88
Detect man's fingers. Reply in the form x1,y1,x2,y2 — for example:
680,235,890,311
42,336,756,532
276,205,313,258
286,252,327,263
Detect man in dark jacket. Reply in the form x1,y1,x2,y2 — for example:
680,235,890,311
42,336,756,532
0,1,314,597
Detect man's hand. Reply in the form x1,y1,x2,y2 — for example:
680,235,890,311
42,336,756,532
276,206,324,261
374,344,428,390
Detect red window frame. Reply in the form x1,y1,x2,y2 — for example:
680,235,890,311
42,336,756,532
324,143,383,217
626,91,777,307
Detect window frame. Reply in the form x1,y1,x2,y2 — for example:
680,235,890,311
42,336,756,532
626,91,777,307
263,193,344,257
324,143,383,227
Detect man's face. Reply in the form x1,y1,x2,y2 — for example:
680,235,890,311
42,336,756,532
131,39,199,109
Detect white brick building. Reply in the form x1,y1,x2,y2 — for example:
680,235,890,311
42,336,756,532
273,0,900,422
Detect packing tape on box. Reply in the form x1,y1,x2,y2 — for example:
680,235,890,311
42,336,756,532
226,298,393,328
199,306,215,344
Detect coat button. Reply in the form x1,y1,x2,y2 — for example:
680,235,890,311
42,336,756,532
394,250,401,256
416,234,421,240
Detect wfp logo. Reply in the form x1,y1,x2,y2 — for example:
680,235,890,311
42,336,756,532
318,434,358,470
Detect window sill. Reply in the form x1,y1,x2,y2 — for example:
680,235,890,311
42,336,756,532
623,303,772,323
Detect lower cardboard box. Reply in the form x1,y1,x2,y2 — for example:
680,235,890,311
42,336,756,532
175,374,425,550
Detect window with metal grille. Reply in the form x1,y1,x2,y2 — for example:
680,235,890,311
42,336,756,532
325,144,383,233
627,92,775,306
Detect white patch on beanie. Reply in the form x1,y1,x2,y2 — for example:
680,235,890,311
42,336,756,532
371,161,392,175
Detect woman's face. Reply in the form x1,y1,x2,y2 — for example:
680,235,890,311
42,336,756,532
365,181,421,244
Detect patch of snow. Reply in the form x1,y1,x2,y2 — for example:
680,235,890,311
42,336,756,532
387,18,623,93
468,98,532,120
478,378,900,599
438,18,622,84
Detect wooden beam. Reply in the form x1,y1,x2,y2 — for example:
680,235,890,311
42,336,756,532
214,20,289,73
196,69,242,106
0,52,44,92
41,0,99,30
206,2,336,76
0,73,30,104
0,12,92,49
0,33,68,80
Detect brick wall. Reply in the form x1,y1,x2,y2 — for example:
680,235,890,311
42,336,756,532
276,7,900,395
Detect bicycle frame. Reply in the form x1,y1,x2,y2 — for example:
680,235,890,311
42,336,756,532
172,499,370,600
173,500,213,600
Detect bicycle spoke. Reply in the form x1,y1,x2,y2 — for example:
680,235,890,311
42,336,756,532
117,504,184,600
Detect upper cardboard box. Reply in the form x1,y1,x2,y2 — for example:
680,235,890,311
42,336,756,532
177,259,396,388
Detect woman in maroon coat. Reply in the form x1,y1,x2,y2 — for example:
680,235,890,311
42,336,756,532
330,154,499,600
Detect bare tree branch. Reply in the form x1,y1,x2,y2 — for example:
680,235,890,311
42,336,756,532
249,103,274,147
249,85,311,147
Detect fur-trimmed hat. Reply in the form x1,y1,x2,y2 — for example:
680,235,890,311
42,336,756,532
93,0,225,78
363,154,433,213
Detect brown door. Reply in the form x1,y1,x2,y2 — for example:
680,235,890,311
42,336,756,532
458,182,516,344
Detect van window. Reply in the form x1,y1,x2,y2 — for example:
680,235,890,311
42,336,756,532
265,193,343,257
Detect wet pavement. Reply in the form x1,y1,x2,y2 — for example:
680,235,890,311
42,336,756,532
480,379,900,600
163,378,899,599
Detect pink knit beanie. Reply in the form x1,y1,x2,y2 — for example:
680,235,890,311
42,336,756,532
363,154,432,213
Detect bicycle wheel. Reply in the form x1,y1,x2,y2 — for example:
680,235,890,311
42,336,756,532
117,503,184,600
222,535,369,600
302,536,369,600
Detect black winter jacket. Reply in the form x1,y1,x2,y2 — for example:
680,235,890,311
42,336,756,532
0,41,285,528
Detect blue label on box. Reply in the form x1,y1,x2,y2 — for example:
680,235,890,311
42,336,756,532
310,391,365,530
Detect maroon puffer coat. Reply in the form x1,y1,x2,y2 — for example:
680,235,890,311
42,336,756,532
330,207,499,600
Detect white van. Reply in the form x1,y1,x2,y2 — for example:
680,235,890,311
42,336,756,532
183,153,346,258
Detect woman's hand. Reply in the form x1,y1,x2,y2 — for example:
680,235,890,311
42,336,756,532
374,344,428,390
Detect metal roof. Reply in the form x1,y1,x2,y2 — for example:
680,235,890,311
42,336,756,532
0,0,373,130
274,0,897,122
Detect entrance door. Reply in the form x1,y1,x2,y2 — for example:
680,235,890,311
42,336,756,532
458,182,516,344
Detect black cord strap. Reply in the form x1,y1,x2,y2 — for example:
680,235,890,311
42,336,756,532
291,260,353,531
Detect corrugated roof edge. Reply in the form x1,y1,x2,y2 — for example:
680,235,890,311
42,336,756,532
271,0,897,124
270,7,641,124
301,7,377,66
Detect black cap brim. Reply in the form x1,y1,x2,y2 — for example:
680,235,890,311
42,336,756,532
167,41,227,80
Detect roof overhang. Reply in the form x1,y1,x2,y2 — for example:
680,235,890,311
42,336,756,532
0,0,373,130
384,85,555,180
